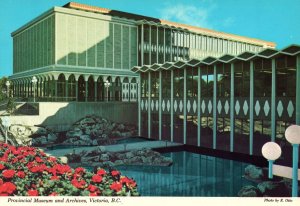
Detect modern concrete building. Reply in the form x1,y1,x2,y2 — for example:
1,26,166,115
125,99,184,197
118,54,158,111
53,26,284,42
9,2,275,103
132,45,300,156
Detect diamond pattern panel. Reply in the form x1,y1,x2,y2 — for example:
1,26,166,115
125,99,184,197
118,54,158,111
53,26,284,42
174,100,178,112
187,100,191,113
162,100,165,112
243,101,249,115
179,100,183,112
277,101,283,117
217,100,222,114
208,100,212,114
287,101,294,117
167,100,170,112
235,100,240,115
201,100,206,113
141,100,144,111
264,100,270,116
224,101,229,115
255,100,260,116
193,100,197,113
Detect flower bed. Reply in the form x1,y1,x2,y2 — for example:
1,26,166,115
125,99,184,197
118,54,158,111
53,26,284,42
0,143,139,196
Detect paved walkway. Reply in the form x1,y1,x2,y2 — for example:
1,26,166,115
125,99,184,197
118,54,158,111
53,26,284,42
44,140,182,157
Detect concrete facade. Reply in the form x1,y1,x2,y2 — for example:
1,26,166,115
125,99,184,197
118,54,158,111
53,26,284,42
8,102,138,131
9,2,275,104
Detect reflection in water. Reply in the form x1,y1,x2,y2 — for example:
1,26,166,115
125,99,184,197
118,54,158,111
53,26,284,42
115,151,254,196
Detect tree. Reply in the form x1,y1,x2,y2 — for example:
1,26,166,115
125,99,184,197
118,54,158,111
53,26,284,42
6,97,16,115
0,76,8,101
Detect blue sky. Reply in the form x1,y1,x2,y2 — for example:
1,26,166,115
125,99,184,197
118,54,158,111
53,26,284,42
0,0,300,77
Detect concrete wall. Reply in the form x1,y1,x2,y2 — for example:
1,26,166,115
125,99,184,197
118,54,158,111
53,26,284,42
8,102,138,131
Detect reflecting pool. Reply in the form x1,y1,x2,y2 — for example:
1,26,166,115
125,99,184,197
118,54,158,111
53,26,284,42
114,151,254,196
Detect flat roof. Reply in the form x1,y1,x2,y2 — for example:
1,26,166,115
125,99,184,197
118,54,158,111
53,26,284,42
65,2,276,48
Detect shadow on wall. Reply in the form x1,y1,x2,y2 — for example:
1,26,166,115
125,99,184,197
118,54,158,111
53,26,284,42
39,102,138,132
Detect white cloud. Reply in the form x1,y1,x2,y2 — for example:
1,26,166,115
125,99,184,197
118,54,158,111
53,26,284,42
159,1,234,29
160,4,213,28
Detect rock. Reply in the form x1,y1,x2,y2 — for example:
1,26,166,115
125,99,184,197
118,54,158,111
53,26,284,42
80,135,91,142
125,151,135,159
100,154,110,161
257,181,290,197
117,124,125,131
47,133,57,142
97,146,106,153
238,185,261,197
65,153,81,163
245,165,264,181
80,117,95,125
92,139,98,146
114,160,124,165
59,156,68,164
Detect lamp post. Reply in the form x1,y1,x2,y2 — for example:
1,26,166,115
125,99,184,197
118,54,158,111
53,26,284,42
261,142,282,179
104,80,110,102
31,76,37,102
5,80,10,98
285,125,300,197
1,116,11,144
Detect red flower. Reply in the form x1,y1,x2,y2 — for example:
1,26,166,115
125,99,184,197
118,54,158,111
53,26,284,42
111,170,120,176
75,167,85,174
91,175,102,183
35,157,43,163
71,179,86,189
16,171,25,178
49,192,58,196
110,182,123,192
27,189,39,196
51,176,59,181
89,192,98,196
0,182,16,195
97,169,106,176
87,184,98,193
2,169,15,179
53,164,71,175
0,164,5,170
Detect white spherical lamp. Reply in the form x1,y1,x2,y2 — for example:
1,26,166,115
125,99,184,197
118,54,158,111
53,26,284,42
261,142,282,161
285,125,300,144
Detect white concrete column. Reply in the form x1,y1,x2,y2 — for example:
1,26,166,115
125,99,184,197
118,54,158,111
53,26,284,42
183,67,187,144
296,55,300,125
65,80,69,101
159,70,162,140
85,80,88,102
163,28,166,62
94,81,97,102
271,58,276,141
230,63,235,152
197,67,201,146
138,74,142,136
141,24,144,65
149,25,151,64
148,72,151,138
76,81,78,101
171,70,174,141
213,65,217,149
250,61,254,155
156,26,159,63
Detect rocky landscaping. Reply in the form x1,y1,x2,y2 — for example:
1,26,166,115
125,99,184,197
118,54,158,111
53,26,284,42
63,115,137,146
66,147,173,168
238,164,293,197
6,115,138,147
8,124,58,146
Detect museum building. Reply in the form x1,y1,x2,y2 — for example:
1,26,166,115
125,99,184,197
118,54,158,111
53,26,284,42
8,2,299,156
9,2,274,103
